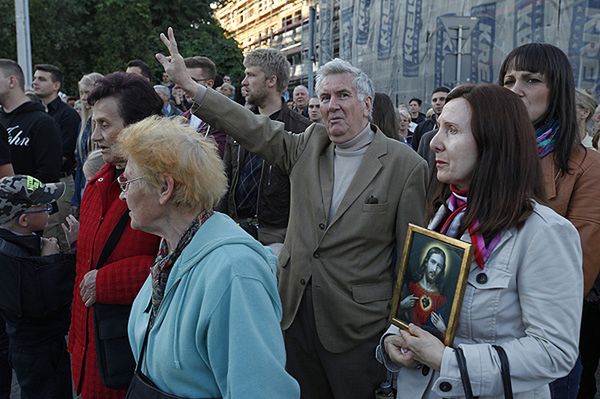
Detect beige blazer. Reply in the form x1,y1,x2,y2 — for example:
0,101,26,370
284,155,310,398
196,89,428,353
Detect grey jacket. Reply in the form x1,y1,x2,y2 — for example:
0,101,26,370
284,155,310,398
376,202,583,398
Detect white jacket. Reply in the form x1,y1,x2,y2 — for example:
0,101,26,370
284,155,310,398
376,202,583,398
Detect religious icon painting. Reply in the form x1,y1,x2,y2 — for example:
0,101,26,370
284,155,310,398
389,223,473,346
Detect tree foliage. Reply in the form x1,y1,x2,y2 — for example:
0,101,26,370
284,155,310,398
1,0,243,95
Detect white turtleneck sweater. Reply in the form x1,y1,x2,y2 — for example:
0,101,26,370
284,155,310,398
328,125,374,224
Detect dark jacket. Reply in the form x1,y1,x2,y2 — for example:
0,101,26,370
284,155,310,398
221,104,311,227
411,112,426,125
0,101,62,182
411,117,436,151
0,124,11,166
417,128,437,169
47,96,81,175
0,228,75,347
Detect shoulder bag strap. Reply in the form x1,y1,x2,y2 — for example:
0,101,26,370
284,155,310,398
95,210,130,270
454,346,478,399
135,303,153,374
493,345,514,399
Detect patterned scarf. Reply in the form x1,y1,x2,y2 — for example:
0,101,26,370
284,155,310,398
149,209,214,326
535,118,559,158
428,187,501,269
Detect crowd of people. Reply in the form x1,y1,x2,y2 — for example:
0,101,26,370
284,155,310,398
0,26,598,399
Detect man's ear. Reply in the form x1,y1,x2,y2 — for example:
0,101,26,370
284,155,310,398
8,76,17,90
16,213,29,228
53,80,61,93
266,75,278,89
158,174,175,205
364,95,373,118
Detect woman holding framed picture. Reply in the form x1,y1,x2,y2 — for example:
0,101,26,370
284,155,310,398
376,84,583,398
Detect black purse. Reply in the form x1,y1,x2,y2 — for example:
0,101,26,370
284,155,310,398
93,211,135,389
125,313,186,399
454,345,513,399
125,306,221,399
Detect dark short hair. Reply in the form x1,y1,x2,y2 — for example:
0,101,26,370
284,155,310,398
409,98,422,106
34,64,63,88
0,59,25,90
427,84,545,238
372,92,399,140
184,56,217,80
87,72,162,126
126,59,152,81
432,86,451,95
498,43,578,174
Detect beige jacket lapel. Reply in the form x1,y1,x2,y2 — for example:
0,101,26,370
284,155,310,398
318,144,335,223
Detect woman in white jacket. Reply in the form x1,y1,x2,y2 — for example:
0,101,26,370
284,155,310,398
376,84,582,398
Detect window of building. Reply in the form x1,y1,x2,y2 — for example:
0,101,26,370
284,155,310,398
282,14,293,28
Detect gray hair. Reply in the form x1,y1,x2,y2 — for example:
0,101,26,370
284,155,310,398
575,88,598,123
398,109,411,121
293,85,308,95
315,58,374,102
153,85,171,98
79,72,103,91
244,48,291,93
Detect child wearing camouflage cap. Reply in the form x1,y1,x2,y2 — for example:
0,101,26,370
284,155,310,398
0,175,78,398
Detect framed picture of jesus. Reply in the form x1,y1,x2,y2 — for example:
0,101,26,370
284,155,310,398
389,223,473,346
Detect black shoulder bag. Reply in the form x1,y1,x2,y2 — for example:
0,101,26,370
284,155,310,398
454,345,513,399
125,308,191,399
93,211,136,389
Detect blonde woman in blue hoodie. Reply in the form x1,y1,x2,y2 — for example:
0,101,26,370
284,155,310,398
118,116,299,398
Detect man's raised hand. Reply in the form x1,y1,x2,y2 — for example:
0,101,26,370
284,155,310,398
156,27,198,96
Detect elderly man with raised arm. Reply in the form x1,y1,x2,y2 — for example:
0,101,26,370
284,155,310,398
157,28,428,399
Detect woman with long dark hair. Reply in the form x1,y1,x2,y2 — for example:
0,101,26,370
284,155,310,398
499,43,600,399
377,84,582,398
372,92,399,140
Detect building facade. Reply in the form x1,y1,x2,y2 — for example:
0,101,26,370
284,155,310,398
214,0,314,87
216,0,600,108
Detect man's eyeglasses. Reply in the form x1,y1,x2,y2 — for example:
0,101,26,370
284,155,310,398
23,203,53,214
117,175,144,192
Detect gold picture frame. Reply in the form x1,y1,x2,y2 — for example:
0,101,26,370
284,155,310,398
390,223,473,346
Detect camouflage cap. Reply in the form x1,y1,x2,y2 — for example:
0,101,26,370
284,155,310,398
0,175,65,224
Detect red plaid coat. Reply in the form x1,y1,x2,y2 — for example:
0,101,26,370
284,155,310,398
68,164,160,399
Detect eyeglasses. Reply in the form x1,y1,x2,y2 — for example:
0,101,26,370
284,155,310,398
117,174,144,192
191,77,209,84
23,203,53,214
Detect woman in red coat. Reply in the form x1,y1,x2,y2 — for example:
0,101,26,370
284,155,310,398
68,72,162,399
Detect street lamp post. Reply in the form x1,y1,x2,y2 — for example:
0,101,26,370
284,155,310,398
14,0,32,89
439,16,478,86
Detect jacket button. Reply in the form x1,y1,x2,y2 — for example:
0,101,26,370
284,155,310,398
476,272,488,284
439,381,452,392
318,223,325,230
421,366,430,376
313,252,320,259
300,279,306,285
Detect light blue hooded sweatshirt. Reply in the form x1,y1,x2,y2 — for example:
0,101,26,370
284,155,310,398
128,212,300,398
